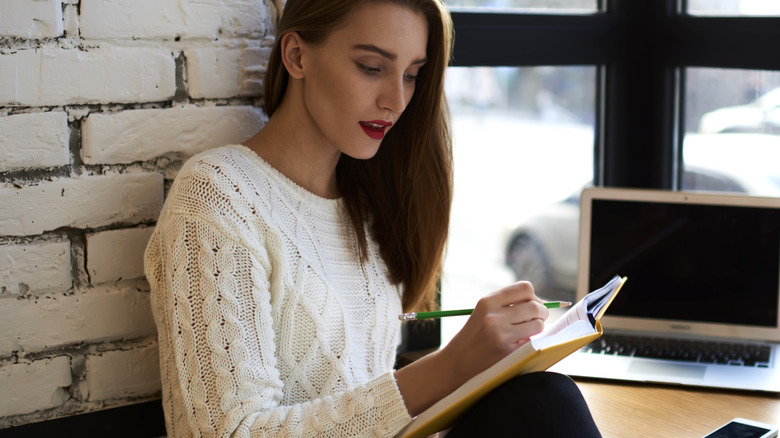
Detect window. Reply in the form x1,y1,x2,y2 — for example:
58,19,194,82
688,0,780,16
446,0,597,13
440,8,605,343
442,66,595,342
683,68,780,196
412,0,780,348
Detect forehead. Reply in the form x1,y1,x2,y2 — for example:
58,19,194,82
326,2,429,59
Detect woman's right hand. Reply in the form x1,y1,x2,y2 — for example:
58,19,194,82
394,281,549,416
439,281,549,386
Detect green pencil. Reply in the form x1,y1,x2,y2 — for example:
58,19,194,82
398,301,572,321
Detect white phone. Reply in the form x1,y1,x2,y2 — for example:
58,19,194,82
703,418,779,438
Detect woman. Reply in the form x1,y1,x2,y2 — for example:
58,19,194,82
144,0,601,436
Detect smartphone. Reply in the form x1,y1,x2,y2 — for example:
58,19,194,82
704,418,779,438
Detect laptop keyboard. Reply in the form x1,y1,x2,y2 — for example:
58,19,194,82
583,333,772,367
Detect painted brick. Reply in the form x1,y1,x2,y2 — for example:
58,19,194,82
185,46,267,99
218,0,272,38
0,240,71,296
62,2,79,37
0,288,156,357
86,228,154,284
0,0,278,427
81,106,265,164
0,172,164,237
0,112,70,172
0,0,64,39
79,0,269,40
84,343,160,401
0,47,176,107
0,356,72,417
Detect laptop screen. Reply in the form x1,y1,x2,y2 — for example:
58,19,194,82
584,190,780,330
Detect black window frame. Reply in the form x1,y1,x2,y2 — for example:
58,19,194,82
451,0,780,190
406,0,780,351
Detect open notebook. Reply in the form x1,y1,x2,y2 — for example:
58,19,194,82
396,275,626,438
551,187,780,392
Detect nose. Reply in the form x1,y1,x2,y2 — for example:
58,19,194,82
378,76,410,114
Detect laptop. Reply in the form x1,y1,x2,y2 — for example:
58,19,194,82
550,187,780,392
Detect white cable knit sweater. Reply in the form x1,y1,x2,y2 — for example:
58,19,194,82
144,145,412,437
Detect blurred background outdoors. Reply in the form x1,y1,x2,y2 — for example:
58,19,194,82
440,0,780,343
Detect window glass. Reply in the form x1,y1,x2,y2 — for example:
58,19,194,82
684,67,780,196
441,66,596,343
688,0,780,16
445,0,597,13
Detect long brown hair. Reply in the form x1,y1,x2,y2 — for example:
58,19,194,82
264,0,454,312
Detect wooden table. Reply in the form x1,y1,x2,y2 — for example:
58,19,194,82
576,378,780,437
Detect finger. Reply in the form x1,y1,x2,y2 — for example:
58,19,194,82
506,317,546,345
494,305,548,340
493,281,538,308
503,299,549,325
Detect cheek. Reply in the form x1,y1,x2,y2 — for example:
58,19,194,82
315,67,363,110
306,72,353,121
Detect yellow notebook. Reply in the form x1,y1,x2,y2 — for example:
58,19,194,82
397,275,627,438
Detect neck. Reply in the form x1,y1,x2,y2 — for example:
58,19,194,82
244,100,341,199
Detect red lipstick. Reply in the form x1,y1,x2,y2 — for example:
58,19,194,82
359,120,392,140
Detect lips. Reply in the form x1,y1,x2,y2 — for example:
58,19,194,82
359,120,393,140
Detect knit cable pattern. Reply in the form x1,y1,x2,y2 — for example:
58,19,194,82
145,145,412,437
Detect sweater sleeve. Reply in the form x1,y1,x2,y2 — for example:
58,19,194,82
146,202,411,438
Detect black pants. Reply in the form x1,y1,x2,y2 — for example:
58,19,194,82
445,372,601,437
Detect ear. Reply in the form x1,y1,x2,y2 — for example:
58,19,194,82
280,31,306,80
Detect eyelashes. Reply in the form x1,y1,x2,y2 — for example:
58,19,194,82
355,61,420,82
356,62,381,74
405,72,421,82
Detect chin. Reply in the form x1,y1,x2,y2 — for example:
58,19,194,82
345,145,382,161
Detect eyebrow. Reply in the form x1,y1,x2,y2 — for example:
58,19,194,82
352,44,427,65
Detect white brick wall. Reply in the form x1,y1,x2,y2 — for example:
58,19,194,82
86,227,154,284
0,288,157,357
84,342,160,401
0,0,64,39
186,46,268,98
0,0,276,428
81,105,266,164
79,0,269,40
0,112,70,172
0,240,71,296
0,356,72,417
0,47,177,107
0,173,164,236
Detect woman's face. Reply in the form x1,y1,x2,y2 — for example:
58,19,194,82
298,2,429,160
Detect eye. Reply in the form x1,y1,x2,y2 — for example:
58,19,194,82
405,65,423,83
356,62,381,75
404,72,420,83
